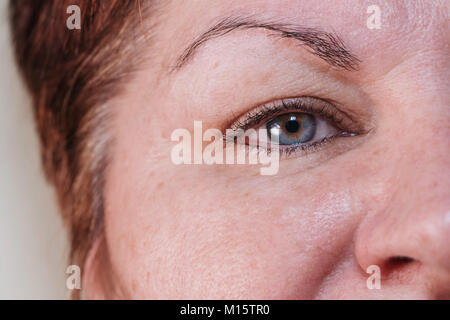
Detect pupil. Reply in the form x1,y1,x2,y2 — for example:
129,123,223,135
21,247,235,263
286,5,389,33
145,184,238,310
285,119,300,133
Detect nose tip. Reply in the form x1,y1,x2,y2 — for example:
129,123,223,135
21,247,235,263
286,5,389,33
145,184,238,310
354,202,450,298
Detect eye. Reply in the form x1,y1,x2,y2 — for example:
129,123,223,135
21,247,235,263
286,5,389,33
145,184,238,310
228,97,361,156
266,112,338,146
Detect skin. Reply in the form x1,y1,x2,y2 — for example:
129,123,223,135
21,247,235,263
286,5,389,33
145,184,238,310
84,0,450,299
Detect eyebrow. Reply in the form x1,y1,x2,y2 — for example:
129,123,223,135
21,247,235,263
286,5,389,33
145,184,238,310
173,16,361,72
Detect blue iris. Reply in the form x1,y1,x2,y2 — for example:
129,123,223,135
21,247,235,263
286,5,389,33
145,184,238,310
266,113,317,145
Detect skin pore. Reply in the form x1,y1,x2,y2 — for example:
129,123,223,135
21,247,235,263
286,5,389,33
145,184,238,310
84,0,450,299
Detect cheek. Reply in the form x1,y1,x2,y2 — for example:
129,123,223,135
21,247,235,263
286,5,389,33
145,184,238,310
104,142,381,299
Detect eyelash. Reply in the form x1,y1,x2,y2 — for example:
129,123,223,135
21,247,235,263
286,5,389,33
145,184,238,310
227,96,362,157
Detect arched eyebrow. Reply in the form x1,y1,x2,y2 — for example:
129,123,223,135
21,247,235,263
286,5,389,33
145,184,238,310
173,16,361,72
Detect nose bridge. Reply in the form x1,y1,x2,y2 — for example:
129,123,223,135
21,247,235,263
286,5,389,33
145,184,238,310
394,136,450,218
384,50,450,212
400,89,449,215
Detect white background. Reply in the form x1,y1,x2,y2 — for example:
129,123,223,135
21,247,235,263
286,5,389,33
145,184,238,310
0,1,68,299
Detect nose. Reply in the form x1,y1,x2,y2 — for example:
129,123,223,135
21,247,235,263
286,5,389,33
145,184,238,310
355,136,450,297
355,175,450,298
354,91,450,299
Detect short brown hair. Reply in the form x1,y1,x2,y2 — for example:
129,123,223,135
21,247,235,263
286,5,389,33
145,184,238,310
10,0,151,298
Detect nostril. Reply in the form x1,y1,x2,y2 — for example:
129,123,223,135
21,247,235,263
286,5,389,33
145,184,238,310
383,256,416,277
378,256,418,282
387,256,415,266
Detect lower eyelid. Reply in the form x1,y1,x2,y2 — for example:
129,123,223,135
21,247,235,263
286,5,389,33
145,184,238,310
278,135,337,157
227,129,365,174
278,132,364,161
244,129,341,156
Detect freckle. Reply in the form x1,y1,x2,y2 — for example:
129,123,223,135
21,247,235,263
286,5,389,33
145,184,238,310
213,61,220,68
243,192,249,198
157,182,164,188
260,72,271,84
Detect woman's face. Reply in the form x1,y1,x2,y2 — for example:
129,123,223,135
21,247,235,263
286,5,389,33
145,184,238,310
87,0,450,299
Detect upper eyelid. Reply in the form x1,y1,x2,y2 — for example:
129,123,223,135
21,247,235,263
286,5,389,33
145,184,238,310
229,96,364,134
